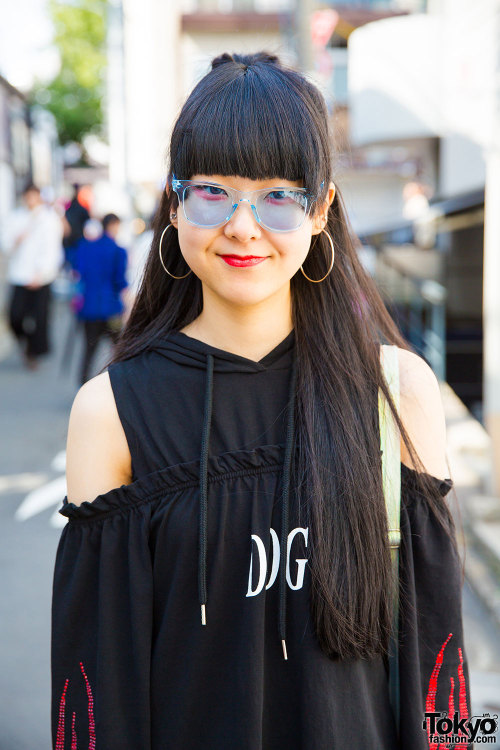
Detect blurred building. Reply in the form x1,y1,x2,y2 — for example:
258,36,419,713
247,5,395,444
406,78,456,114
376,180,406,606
106,0,181,217
0,75,32,221
0,75,62,222
30,106,63,199
107,0,295,218
179,10,293,96
106,0,420,214
345,0,495,419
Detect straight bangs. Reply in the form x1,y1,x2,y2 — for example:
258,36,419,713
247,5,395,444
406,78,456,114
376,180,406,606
169,63,328,206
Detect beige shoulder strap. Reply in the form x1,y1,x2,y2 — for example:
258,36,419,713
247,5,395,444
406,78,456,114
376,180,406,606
379,344,402,739
378,344,401,550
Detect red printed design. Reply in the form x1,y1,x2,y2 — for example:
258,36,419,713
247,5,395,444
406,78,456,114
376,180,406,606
80,663,96,750
71,712,77,750
55,662,95,749
448,677,455,720
457,647,468,719
425,633,469,749
55,679,69,750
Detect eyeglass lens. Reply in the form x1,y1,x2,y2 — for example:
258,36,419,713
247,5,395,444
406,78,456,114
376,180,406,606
182,184,309,231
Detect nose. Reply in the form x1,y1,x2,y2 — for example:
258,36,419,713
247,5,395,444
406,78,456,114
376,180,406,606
223,199,261,242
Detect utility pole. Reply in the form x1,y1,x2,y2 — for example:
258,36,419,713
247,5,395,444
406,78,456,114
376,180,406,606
107,0,128,192
295,0,314,72
483,1,500,494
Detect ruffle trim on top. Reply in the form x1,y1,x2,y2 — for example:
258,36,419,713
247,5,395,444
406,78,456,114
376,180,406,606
60,443,284,522
60,446,452,523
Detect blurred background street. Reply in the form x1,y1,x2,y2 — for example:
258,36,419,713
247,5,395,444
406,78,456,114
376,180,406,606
1,0,500,747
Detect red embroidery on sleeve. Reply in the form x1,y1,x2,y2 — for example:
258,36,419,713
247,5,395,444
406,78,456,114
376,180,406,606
448,676,455,719
80,662,96,750
55,678,69,750
425,632,452,718
71,712,77,750
55,663,95,749
457,647,468,719
425,634,470,749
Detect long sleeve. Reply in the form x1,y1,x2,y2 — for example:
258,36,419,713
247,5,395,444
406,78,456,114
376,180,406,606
33,209,64,282
0,209,27,256
51,489,154,750
398,465,472,749
113,246,129,293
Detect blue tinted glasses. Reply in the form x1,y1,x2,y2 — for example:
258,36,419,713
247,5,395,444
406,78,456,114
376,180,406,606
171,176,322,233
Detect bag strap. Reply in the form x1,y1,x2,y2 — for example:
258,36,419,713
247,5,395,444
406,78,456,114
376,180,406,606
378,344,401,738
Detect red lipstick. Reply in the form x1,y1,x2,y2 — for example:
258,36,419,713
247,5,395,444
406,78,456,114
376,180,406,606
219,255,267,267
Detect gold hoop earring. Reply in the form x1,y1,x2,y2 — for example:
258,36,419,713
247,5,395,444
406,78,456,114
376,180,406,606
158,224,192,279
300,228,335,283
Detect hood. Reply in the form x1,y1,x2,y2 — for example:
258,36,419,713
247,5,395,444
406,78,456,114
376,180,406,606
151,328,295,374
151,327,297,661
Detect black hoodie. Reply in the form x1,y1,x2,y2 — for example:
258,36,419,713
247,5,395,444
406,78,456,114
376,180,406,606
51,330,471,749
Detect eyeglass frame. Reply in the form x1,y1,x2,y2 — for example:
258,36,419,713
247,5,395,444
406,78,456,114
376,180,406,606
170,174,325,233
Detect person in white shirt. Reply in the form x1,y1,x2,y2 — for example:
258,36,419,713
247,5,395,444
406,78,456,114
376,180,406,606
2,183,64,369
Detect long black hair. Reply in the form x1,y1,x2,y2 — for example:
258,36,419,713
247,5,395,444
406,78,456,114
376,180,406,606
110,51,457,660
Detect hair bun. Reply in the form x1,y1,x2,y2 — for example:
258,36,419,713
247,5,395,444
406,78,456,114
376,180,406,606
249,52,279,65
211,52,235,70
211,51,280,71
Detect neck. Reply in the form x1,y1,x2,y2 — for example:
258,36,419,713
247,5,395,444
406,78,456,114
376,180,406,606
181,284,293,361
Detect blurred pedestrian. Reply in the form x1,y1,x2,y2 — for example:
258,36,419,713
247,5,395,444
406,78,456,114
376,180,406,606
74,213,128,384
2,183,64,370
62,184,90,269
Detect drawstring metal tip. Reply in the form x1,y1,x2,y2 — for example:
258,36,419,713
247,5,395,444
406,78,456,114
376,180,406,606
281,639,288,660
201,604,206,625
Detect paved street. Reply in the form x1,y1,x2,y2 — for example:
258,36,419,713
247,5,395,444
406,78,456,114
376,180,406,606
0,297,107,750
0,298,499,748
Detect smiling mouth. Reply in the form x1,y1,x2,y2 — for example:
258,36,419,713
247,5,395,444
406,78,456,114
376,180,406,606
219,254,265,259
218,254,267,267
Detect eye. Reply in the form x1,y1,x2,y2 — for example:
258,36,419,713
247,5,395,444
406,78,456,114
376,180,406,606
264,190,294,203
192,184,228,200
264,189,305,206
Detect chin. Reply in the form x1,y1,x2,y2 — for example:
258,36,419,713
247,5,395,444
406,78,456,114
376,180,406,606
224,291,270,308
215,281,276,309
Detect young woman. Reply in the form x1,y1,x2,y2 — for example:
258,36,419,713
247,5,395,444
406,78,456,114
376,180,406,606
52,52,470,749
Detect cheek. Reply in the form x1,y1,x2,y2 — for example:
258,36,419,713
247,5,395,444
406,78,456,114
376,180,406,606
279,230,313,272
177,226,211,269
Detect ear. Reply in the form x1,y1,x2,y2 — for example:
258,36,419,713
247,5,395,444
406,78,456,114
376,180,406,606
166,186,179,229
311,182,336,236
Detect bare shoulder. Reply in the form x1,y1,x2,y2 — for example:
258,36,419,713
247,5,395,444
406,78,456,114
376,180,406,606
393,347,450,481
66,371,132,505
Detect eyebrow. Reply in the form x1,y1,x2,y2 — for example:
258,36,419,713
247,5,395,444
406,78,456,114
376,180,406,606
186,179,307,191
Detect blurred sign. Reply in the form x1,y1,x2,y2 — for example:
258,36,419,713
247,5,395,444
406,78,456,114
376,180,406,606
311,9,339,49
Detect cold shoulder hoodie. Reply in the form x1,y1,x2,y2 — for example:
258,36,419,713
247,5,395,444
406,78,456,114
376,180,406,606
51,329,471,749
